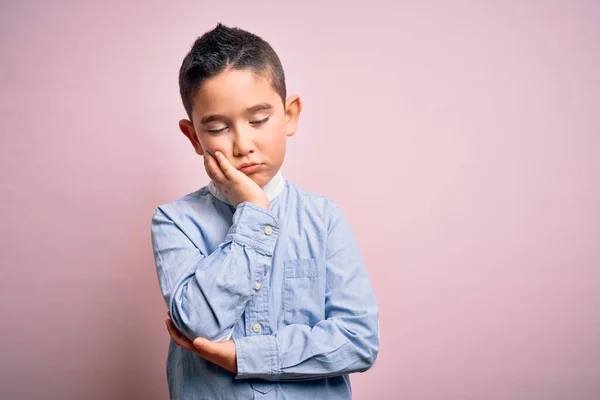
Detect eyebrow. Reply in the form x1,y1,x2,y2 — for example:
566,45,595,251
200,103,274,124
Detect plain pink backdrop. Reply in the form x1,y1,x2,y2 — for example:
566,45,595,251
1,1,599,399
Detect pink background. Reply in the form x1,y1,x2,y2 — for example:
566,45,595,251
1,1,599,399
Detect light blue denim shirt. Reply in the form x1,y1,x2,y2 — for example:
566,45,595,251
150,173,380,399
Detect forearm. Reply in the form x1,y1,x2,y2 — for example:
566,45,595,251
234,310,379,381
169,241,259,341
152,202,280,341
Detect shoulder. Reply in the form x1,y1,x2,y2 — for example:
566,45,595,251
283,180,342,218
284,179,328,201
151,185,219,223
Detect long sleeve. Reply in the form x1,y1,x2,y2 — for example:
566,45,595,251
233,203,380,381
151,201,280,342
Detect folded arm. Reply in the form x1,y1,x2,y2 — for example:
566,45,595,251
151,202,279,341
234,203,380,381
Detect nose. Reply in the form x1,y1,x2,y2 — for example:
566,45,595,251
232,130,255,157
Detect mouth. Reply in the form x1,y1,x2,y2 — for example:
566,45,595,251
238,163,263,174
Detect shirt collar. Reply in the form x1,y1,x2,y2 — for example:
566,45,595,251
208,169,285,206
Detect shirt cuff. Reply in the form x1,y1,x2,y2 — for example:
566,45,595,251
234,334,280,380
226,202,280,255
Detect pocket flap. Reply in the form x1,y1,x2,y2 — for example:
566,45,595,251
250,380,275,394
284,258,319,278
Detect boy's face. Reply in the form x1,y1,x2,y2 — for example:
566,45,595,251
179,68,302,188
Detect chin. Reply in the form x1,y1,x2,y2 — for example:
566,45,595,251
249,173,272,187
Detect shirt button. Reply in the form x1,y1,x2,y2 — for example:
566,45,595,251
264,225,273,235
254,282,261,291
252,323,262,333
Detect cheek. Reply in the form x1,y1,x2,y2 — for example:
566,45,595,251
263,134,287,160
200,136,229,155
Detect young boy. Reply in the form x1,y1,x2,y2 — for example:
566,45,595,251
150,23,379,399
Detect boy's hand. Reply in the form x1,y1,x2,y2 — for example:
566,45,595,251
204,151,269,209
165,313,238,374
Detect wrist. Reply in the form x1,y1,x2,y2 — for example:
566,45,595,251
248,197,269,210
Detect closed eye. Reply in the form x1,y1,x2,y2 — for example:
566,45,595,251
250,116,270,125
207,127,227,134
207,116,270,133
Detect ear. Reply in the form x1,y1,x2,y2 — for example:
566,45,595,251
179,119,204,155
284,95,302,138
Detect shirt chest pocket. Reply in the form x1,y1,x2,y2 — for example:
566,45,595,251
282,258,326,327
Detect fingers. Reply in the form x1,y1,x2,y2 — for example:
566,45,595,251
204,156,217,182
192,339,232,372
165,318,235,372
214,151,240,181
165,318,184,342
165,316,225,364
204,151,226,183
205,159,228,198
164,308,235,372
193,338,218,356
165,319,194,351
